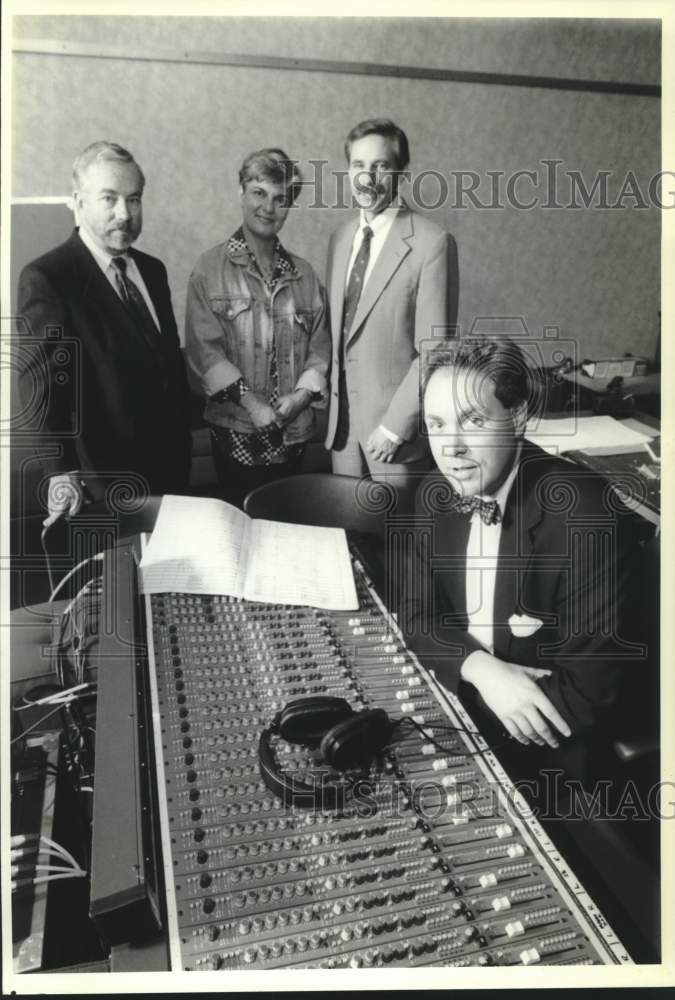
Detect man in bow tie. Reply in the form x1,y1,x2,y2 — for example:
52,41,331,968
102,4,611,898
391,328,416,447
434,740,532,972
17,141,191,526
398,336,647,788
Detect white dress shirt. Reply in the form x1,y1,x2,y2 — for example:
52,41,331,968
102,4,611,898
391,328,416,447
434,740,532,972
345,204,399,290
465,446,523,653
78,226,160,330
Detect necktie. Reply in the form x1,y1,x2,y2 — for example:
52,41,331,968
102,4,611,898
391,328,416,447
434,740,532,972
342,225,373,339
451,494,502,526
110,256,162,352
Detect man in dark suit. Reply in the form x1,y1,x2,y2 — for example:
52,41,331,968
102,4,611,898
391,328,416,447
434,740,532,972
325,118,459,496
398,336,648,792
17,141,191,525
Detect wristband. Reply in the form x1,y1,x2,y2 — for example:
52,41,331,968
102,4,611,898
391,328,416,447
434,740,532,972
212,378,249,405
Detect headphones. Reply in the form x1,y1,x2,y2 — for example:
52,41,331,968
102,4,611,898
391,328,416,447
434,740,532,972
258,696,394,810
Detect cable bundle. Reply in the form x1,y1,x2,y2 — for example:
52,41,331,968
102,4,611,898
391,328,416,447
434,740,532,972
10,834,87,891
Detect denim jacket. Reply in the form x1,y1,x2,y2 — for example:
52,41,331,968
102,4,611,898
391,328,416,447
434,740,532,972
185,236,331,442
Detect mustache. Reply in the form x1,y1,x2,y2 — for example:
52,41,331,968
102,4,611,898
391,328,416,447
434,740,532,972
354,181,387,196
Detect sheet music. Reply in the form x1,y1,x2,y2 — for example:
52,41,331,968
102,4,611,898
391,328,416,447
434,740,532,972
245,518,358,610
139,495,250,596
138,495,358,610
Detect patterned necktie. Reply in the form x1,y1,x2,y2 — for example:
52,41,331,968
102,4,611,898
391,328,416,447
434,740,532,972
110,256,161,351
342,225,373,339
451,494,502,526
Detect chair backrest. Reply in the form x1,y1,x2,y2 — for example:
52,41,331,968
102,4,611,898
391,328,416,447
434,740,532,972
243,473,393,537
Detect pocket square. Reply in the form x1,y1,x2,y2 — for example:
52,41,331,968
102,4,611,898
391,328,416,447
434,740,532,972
509,613,543,638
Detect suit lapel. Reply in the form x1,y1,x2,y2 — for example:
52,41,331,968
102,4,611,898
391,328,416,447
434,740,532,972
345,208,413,348
493,447,547,657
130,249,163,331
435,507,472,625
73,232,131,321
71,232,165,361
330,220,358,345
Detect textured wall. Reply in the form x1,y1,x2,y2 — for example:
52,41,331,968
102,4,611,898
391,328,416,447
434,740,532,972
11,16,661,362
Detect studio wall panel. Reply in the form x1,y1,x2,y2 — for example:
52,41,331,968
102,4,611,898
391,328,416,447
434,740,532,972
11,16,661,364
13,15,660,84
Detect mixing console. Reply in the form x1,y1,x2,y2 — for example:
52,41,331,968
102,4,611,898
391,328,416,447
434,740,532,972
144,556,631,970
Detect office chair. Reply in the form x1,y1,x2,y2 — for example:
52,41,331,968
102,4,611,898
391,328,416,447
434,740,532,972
243,473,394,537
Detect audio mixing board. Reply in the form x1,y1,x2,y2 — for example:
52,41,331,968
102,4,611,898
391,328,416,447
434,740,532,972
140,552,631,971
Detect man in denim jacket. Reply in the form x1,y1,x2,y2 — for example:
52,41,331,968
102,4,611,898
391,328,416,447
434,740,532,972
186,149,331,507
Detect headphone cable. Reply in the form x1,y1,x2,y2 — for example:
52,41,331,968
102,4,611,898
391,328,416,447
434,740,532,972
394,715,511,757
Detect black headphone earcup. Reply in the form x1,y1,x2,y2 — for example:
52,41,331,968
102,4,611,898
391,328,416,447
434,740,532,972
258,725,348,811
279,696,354,747
258,726,288,802
320,708,393,771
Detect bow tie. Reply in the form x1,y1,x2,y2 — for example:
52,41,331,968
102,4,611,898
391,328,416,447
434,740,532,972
450,494,502,526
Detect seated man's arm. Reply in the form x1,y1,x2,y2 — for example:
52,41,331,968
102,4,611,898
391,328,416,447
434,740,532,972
396,513,484,688
460,652,570,748
535,509,645,734
462,510,646,744
396,483,641,746
397,529,569,748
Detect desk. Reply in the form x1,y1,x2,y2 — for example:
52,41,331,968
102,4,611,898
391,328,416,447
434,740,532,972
563,371,661,398
565,412,660,530
562,370,660,419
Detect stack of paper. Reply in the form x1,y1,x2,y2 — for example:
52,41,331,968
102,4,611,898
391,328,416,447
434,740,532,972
525,415,653,455
139,495,359,610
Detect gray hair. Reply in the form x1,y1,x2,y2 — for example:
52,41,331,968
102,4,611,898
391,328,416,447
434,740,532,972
72,141,145,190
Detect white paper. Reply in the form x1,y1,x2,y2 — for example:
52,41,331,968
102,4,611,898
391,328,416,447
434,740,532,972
139,494,250,595
138,495,358,610
525,415,653,455
246,518,358,610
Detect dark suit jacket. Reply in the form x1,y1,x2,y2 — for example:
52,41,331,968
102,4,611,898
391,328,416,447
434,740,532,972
325,206,459,461
16,230,191,500
398,444,649,738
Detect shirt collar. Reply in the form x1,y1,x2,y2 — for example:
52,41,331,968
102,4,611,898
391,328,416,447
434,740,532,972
226,225,299,283
358,201,401,237
78,225,127,272
479,440,523,511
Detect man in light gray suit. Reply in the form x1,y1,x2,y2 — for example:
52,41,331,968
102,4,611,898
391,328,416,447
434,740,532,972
325,118,459,494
